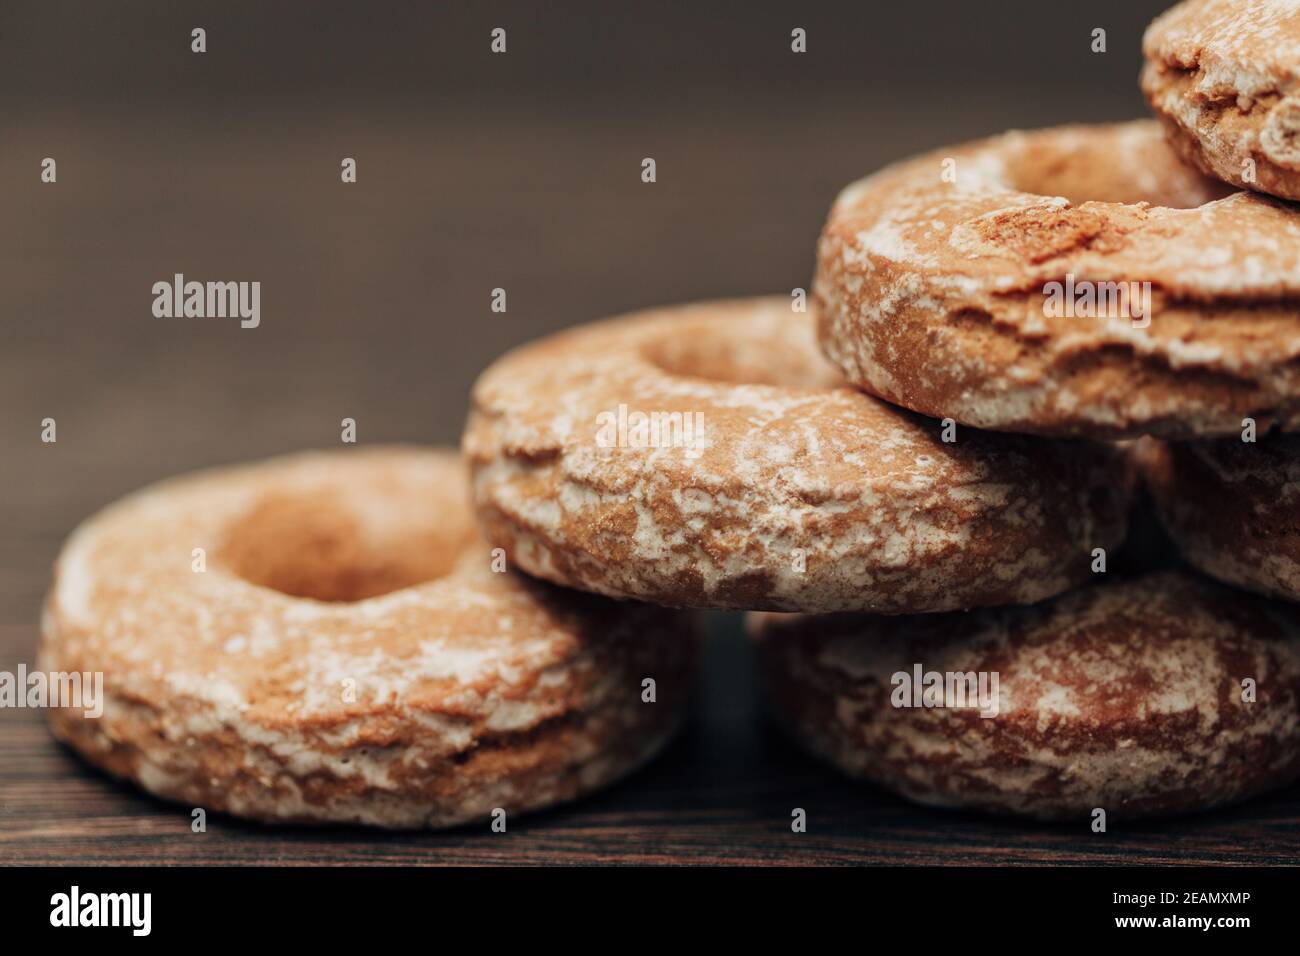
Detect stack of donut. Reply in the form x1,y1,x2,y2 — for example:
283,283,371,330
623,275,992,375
38,0,1300,828
466,0,1300,823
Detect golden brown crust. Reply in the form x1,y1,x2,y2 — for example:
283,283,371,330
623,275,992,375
463,298,1132,613
815,120,1300,438
1143,0,1300,201
1141,432,1300,602
753,572,1300,821
39,447,698,828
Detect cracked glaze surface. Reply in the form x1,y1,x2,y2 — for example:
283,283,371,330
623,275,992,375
753,572,1300,821
1143,0,1300,200
464,298,1131,613
1142,432,1300,602
39,447,698,828
816,120,1300,438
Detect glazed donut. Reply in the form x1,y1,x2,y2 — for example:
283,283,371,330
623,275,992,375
752,572,1300,821
1141,433,1300,602
1143,0,1300,201
814,120,1300,439
463,298,1132,613
39,447,697,829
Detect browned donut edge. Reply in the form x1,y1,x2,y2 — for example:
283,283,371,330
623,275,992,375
1141,0,1300,202
753,572,1300,821
1140,434,1300,603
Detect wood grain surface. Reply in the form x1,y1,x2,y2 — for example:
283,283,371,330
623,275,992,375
3,0,1298,865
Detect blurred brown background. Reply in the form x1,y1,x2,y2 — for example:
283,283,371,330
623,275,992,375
12,1,1267,865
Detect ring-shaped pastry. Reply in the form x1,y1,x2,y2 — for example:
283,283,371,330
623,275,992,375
815,121,1300,438
40,447,697,828
464,298,1131,613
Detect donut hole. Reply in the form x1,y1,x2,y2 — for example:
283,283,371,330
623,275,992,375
642,309,846,390
219,488,474,602
1004,135,1234,209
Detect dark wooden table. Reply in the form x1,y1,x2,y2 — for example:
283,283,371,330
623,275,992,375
3,1,1298,863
